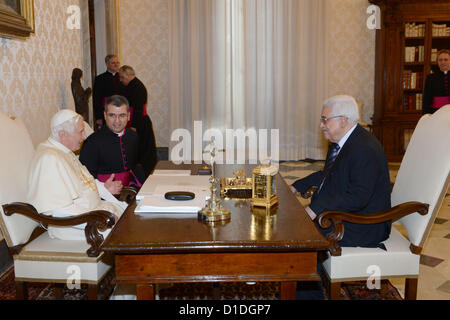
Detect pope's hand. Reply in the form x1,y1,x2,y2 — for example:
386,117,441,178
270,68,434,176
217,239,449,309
105,173,123,195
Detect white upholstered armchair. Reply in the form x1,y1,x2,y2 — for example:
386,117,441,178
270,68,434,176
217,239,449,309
0,112,133,299
316,105,450,300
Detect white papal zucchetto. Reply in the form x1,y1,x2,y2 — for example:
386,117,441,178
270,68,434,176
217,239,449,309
50,109,81,129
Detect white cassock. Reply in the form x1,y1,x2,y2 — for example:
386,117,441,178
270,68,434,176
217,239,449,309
27,137,127,241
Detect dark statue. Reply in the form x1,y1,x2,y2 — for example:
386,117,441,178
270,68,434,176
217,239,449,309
71,68,92,122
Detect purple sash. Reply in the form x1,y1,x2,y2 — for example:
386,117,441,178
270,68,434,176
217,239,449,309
432,96,450,109
98,172,130,187
126,104,148,128
97,170,142,188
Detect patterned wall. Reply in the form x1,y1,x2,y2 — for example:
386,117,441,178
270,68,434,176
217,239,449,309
327,0,376,123
119,0,169,146
0,0,84,146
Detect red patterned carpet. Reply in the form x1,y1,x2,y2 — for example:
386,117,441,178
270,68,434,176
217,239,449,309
0,266,402,300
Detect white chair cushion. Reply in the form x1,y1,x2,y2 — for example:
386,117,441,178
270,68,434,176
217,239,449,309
322,227,420,281
0,113,39,247
13,232,112,283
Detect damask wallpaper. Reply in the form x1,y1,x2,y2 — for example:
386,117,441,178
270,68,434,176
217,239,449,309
119,0,169,146
327,0,376,124
0,0,84,147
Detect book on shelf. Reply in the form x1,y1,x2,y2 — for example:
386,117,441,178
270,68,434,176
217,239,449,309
402,70,423,90
432,23,450,36
403,129,414,152
431,48,439,62
405,23,425,37
404,46,424,62
403,93,423,111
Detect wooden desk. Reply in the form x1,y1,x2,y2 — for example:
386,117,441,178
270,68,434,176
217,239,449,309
102,162,329,300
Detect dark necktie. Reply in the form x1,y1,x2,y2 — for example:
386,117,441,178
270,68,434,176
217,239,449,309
318,143,340,192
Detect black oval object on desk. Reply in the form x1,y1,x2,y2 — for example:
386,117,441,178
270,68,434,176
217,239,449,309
164,191,196,201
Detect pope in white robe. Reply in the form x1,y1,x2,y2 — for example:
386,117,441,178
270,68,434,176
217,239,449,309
27,109,126,241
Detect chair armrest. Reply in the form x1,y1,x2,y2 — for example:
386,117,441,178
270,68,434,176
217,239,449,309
2,202,115,257
301,186,318,199
317,201,429,257
117,186,138,204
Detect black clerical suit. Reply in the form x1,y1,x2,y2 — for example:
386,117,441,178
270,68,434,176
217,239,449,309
79,126,145,188
423,70,450,115
292,124,392,248
122,77,148,130
122,77,158,177
92,71,124,123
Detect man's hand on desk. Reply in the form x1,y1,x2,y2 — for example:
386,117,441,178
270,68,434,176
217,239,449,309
105,173,123,195
289,185,298,195
305,206,317,220
290,185,316,220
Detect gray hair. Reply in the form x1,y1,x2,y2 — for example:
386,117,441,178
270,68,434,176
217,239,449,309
322,95,360,125
119,65,135,76
50,114,83,141
105,54,118,64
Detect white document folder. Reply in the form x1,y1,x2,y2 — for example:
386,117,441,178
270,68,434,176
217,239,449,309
135,175,211,214
151,169,191,176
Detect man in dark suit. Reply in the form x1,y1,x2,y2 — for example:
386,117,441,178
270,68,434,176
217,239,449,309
119,65,158,177
292,95,391,300
291,95,391,248
92,55,124,129
422,49,450,115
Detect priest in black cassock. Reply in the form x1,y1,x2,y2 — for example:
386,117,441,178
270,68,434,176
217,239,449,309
423,49,450,115
119,65,158,177
92,55,124,129
79,95,146,189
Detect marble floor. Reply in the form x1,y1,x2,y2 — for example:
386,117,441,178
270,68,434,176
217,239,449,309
279,160,450,300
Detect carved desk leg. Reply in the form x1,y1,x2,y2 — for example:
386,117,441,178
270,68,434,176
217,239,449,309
15,281,28,300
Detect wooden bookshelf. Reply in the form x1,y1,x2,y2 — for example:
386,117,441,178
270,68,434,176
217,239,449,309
371,0,450,161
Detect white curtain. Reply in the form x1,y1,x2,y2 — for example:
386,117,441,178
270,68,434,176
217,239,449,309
169,0,329,162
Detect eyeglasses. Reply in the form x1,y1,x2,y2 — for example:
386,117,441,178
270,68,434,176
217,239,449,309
320,115,344,124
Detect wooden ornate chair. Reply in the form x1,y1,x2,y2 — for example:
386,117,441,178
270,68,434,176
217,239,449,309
0,112,135,300
312,105,450,300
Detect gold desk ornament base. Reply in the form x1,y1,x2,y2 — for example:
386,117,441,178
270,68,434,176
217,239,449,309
251,203,279,217
220,168,253,199
198,177,231,223
250,194,278,208
198,204,231,223
198,170,231,223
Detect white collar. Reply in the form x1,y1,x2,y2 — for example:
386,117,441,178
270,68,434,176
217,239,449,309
116,130,125,137
336,124,357,151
